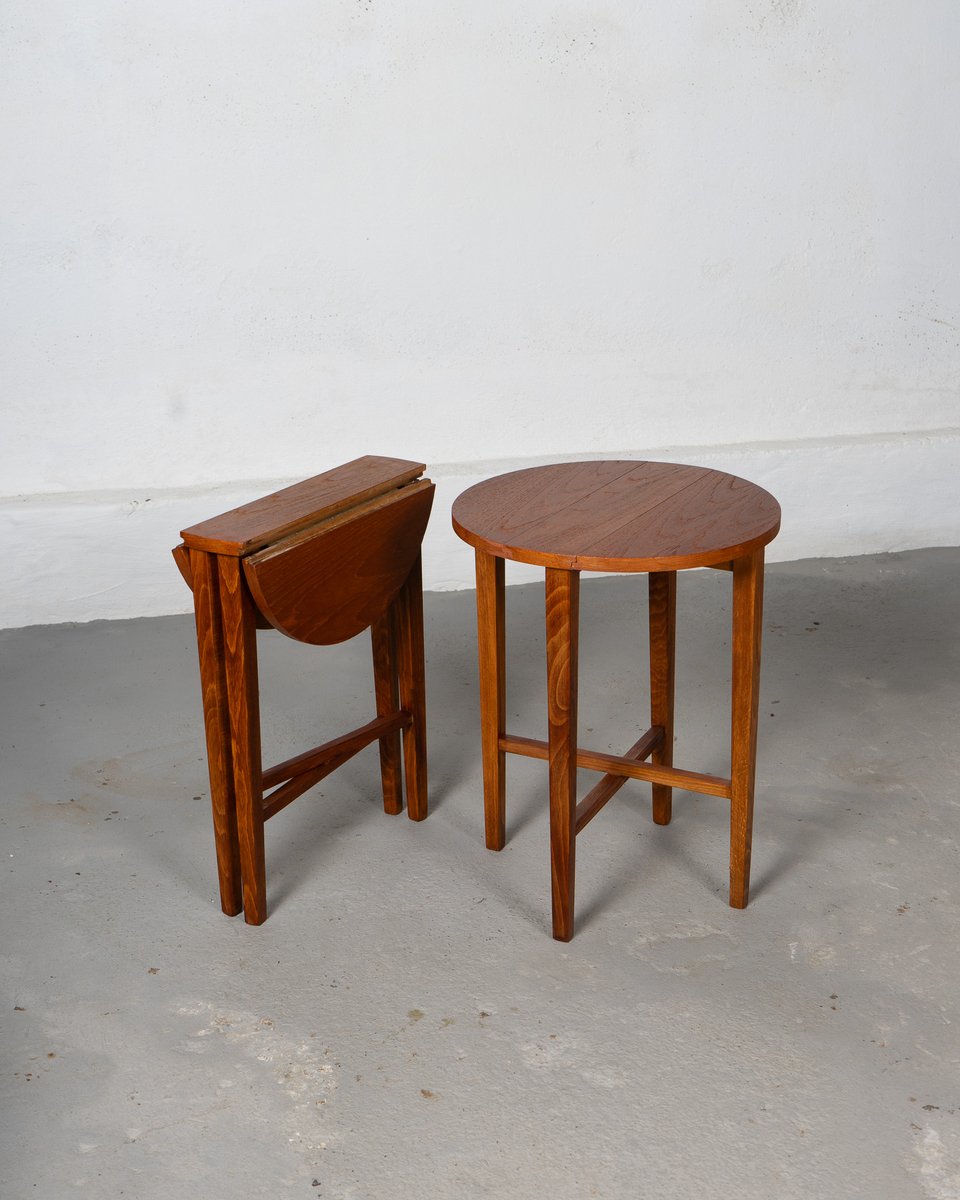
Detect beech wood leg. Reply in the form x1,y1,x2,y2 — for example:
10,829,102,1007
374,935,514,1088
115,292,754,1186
475,551,507,850
189,550,242,916
371,611,403,815
730,549,764,909
395,553,428,821
545,567,580,942
218,555,266,925
648,570,677,826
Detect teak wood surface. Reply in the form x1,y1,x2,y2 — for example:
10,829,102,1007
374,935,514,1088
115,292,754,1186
243,481,434,645
177,457,433,925
452,458,780,572
181,455,425,557
452,460,781,941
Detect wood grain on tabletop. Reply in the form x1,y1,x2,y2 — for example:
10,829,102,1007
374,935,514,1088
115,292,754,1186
181,455,425,557
452,460,781,571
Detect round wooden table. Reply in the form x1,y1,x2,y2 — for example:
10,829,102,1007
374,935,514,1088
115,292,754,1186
452,460,781,941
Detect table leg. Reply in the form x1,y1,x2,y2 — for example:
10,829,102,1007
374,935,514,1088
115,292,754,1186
218,556,266,925
476,551,506,850
648,570,677,826
189,550,242,916
371,610,403,815
545,568,580,942
396,553,428,821
730,549,764,908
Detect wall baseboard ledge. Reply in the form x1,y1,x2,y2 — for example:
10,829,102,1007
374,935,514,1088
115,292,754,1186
3,429,958,629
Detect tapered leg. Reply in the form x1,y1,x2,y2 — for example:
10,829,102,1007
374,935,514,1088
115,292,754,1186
218,556,266,925
476,551,506,850
545,568,580,942
730,549,764,909
648,570,677,826
189,550,242,916
371,611,403,815
395,553,428,821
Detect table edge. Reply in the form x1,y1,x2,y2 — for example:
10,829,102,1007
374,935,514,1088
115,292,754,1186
451,511,782,573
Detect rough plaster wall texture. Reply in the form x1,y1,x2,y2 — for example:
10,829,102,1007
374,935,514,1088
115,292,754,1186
1,2,959,626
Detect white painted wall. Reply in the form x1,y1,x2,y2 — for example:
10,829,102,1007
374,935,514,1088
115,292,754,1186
2,1,958,628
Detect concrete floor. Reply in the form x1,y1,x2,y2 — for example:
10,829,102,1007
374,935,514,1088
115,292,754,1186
1,548,959,1199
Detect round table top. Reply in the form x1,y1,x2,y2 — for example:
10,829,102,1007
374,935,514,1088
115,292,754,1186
451,460,781,572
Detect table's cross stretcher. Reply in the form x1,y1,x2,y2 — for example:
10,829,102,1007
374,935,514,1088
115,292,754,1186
500,731,731,816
